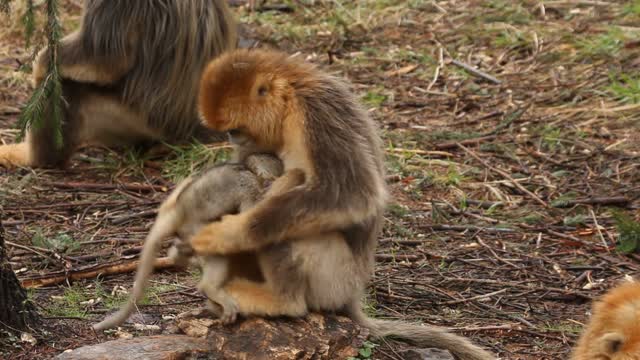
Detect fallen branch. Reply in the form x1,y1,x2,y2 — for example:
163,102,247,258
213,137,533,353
427,224,515,233
20,257,175,288
551,196,630,208
458,144,548,208
111,209,158,225
47,181,169,193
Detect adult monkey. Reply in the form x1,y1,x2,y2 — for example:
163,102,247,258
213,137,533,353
0,0,236,168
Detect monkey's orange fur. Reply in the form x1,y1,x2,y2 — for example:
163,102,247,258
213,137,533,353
571,281,640,360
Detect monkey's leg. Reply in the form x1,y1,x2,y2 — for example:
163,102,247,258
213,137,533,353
222,278,307,317
0,80,81,168
0,143,31,168
197,256,239,324
1,82,159,168
34,31,135,87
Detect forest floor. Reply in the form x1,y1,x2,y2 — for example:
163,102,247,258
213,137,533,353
1,1,640,359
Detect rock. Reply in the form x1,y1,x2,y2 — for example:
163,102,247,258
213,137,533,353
403,348,456,360
57,313,366,360
55,335,209,360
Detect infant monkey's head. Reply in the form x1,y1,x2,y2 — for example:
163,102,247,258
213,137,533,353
199,48,312,150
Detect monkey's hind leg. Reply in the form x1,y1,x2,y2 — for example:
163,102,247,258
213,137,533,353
197,255,239,324
222,278,307,318
0,143,31,168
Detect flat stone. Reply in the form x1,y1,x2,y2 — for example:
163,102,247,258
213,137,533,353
55,335,209,360
403,348,456,360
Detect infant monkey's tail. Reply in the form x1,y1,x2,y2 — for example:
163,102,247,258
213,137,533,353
92,213,180,331
347,302,495,360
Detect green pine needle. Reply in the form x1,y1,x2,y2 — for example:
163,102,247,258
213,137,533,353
22,0,35,48
17,0,65,149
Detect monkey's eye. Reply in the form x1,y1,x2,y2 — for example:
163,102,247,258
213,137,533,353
257,85,268,97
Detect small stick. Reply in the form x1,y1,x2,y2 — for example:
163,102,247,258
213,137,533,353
458,144,548,208
426,47,444,91
435,135,496,150
450,59,502,85
589,208,610,253
375,254,422,262
390,148,454,157
441,288,508,305
464,199,504,209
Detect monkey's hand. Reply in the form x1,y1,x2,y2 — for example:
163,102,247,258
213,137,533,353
190,214,250,255
190,169,305,256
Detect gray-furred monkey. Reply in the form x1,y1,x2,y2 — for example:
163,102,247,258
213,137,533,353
0,0,236,168
92,132,289,331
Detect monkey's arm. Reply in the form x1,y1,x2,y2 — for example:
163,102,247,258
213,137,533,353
34,31,136,86
190,168,374,255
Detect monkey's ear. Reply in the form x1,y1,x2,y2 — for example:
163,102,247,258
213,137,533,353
599,332,625,355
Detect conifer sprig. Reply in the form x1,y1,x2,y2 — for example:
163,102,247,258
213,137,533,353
16,0,64,148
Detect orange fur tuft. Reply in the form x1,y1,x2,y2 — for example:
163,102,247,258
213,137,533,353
571,280,640,360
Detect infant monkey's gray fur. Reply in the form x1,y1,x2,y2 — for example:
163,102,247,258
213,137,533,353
93,133,282,331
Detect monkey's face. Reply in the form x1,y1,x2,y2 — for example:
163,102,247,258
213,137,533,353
199,49,296,151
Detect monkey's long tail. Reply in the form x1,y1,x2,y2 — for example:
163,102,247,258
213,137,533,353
92,213,180,331
347,302,496,360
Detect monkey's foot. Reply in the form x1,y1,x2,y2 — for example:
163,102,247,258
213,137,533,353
167,240,195,269
0,143,32,168
205,296,239,325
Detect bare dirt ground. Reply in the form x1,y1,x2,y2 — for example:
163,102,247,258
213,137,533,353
1,1,640,359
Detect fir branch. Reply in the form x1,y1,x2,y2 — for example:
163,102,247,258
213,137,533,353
22,0,35,48
17,0,65,149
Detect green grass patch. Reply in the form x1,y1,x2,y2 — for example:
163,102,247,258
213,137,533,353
362,88,388,107
162,141,231,183
612,210,640,254
45,285,92,318
550,191,578,208
608,73,640,104
576,27,626,59
492,30,529,49
623,0,640,17
482,1,532,25
388,203,410,217
31,230,80,254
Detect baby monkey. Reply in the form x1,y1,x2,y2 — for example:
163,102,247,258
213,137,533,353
571,279,640,360
93,132,288,331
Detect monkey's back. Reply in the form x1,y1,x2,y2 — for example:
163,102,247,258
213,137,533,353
82,0,236,139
